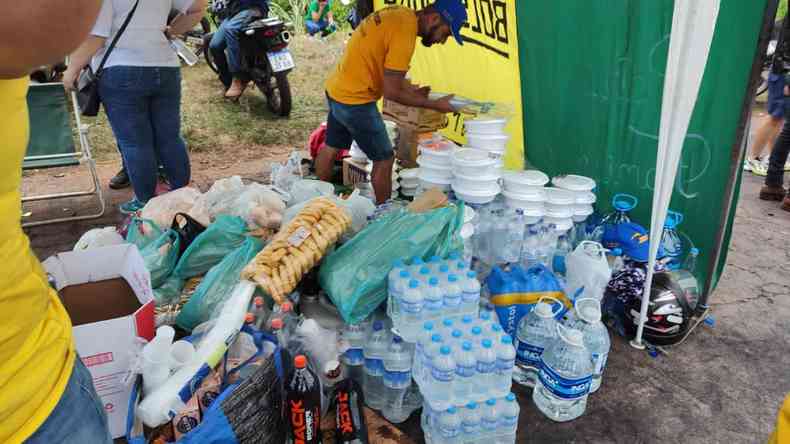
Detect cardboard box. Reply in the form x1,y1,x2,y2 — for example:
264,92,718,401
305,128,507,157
382,98,448,133
342,157,369,187
44,244,155,439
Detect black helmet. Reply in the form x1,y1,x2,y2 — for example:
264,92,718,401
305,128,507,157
624,272,693,346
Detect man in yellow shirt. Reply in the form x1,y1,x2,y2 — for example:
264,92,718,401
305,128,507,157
316,0,467,203
0,1,113,443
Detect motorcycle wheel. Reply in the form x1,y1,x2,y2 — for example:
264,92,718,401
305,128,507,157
258,73,292,117
203,34,219,74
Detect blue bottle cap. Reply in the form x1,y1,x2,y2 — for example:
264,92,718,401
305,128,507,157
392,259,405,268
443,319,454,328
423,321,435,330
486,399,497,406
491,324,502,333
462,341,472,351
452,330,463,339
399,270,410,278
467,271,477,279
612,248,623,256
420,266,431,275
439,264,450,273
466,402,478,409
431,334,443,342
506,393,516,402
480,312,491,321
448,274,458,282
440,346,451,355
456,261,467,270
409,279,420,289
501,335,512,344
471,327,482,335
393,336,403,343
412,257,424,265
462,315,473,324
429,277,439,286
430,255,442,263
482,339,492,348
373,321,383,331
447,406,457,414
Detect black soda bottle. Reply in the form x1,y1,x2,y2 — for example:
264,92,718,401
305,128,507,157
286,355,322,444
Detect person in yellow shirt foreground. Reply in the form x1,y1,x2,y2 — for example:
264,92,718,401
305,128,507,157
315,0,468,204
0,1,113,443
770,393,790,443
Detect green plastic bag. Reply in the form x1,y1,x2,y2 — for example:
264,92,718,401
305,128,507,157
141,229,181,288
153,275,185,306
126,218,163,251
319,203,464,324
176,236,263,331
172,215,248,279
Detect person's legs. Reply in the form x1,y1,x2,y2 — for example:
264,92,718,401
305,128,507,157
209,24,232,89
305,19,324,35
371,157,394,203
26,358,112,444
150,67,191,190
318,95,354,182
100,66,158,210
222,9,257,98
761,117,790,201
748,116,783,175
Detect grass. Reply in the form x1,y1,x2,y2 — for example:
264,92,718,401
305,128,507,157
83,34,347,160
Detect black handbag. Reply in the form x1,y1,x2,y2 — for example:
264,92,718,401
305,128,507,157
77,0,140,116
171,212,207,255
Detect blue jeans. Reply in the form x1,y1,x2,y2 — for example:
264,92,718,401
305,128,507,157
210,9,259,87
26,358,112,443
100,66,191,203
306,19,331,35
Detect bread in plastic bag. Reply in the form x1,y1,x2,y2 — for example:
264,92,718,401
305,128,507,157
141,187,202,230
73,227,125,251
188,177,286,229
172,215,248,279
319,203,464,324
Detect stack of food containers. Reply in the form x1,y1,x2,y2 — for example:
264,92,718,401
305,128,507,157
450,148,502,205
544,187,576,235
464,118,509,168
501,170,549,225
362,161,401,201
399,168,420,197
551,174,597,225
416,136,457,192
350,121,399,165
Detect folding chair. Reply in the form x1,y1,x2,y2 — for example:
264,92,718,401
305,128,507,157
22,82,105,227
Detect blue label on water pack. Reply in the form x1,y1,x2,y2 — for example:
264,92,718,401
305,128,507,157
537,361,592,400
364,358,384,376
455,363,476,378
476,360,496,375
432,366,455,382
424,300,444,312
516,341,543,367
444,294,461,308
343,347,364,365
497,357,516,374
383,369,411,389
461,421,480,435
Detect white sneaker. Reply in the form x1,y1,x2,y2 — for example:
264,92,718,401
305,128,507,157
743,158,754,171
785,160,790,172
752,159,769,176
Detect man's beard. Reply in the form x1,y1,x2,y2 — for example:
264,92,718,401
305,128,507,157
420,23,441,47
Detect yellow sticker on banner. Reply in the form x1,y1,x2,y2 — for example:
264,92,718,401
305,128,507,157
374,0,524,169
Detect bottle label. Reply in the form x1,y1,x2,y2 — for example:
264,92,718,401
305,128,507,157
497,357,516,374
455,363,476,378
516,341,544,367
424,300,443,311
476,360,496,375
383,369,411,389
431,366,455,382
364,358,384,376
438,425,460,438
592,352,608,376
444,294,461,307
481,417,498,431
461,421,480,435
401,300,423,315
503,415,518,427
537,361,592,400
343,348,364,366
462,290,479,303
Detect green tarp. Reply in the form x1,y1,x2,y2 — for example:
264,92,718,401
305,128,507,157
516,0,767,295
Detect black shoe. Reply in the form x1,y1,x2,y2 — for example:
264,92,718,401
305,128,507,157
109,167,130,190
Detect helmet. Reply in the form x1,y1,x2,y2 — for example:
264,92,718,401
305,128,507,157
624,272,694,346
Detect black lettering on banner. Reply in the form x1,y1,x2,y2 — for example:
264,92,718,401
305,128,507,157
381,0,511,59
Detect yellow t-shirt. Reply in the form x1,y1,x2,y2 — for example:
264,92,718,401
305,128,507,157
0,78,75,443
325,6,418,104
770,394,790,444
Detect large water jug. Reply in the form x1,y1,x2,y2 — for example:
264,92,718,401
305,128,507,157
362,321,390,410
660,211,685,270
382,336,414,423
341,323,366,384
574,298,610,393
513,300,559,387
599,193,638,248
532,325,593,422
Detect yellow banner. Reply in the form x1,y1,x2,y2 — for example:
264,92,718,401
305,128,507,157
374,0,524,169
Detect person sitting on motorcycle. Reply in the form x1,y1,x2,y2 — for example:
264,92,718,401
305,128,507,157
305,0,336,37
209,0,270,99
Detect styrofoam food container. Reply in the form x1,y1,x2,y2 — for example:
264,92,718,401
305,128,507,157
502,188,546,210
419,175,452,192
452,148,499,177
503,170,549,193
419,140,457,164
464,118,507,135
452,181,500,205
544,204,573,219
522,207,545,225
466,133,509,151
417,157,453,180
400,168,419,181
552,174,597,192
453,172,500,191
545,187,576,205
401,187,418,197
574,191,597,205
545,216,574,233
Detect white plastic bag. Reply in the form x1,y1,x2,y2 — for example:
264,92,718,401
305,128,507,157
73,227,125,251
288,179,335,207
141,187,202,230
188,176,246,226
189,177,286,229
565,241,611,301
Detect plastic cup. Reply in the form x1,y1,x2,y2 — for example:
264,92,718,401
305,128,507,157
169,340,195,372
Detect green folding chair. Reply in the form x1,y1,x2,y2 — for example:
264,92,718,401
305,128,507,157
22,82,105,227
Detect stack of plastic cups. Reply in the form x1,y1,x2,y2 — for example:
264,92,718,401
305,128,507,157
142,326,175,396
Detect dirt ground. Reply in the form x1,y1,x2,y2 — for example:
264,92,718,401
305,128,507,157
22,111,790,443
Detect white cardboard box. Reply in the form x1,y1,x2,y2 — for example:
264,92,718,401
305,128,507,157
44,244,155,438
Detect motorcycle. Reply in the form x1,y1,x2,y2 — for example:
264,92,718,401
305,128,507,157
203,3,295,117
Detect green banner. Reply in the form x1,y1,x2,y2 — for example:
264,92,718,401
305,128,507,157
517,0,767,295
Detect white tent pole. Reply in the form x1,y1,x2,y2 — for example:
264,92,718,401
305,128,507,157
630,0,721,350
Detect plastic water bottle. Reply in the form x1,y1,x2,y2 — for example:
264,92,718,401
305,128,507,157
391,270,411,300
414,322,435,380
424,278,445,320
418,266,432,285
460,315,476,335
469,326,484,348
440,319,455,338
431,346,456,406
498,393,520,443
513,301,558,387
409,256,425,275
520,226,538,269
444,275,463,315
660,210,684,270
492,218,508,264
553,234,573,277
450,329,464,349
382,336,413,423
533,326,593,422
461,271,481,314
437,406,462,442
474,339,497,401
503,211,525,263
428,255,443,274
363,321,389,410
684,247,699,273
436,264,451,285
481,398,499,436
423,334,444,386
575,299,610,393
422,400,443,438
400,279,424,337
388,259,406,295
341,323,366,385
461,402,481,441
453,341,477,401
494,335,516,398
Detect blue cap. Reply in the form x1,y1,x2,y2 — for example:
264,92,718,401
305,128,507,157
452,329,462,339
439,264,450,273
424,321,434,330
506,393,516,402
447,406,457,414
429,277,439,286
448,252,461,260
412,257,424,265
392,259,405,268
373,321,383,331
501,335,512,344
466,402,477,409
471,327,482,335
433,0,468,45
480,312,491,321
399,270,410,278
393,336,403,343
462,341,472,351
491,324,502,333
432,334,443,342
482,339,492,348
486,398,497,406
440,346,451,355
462,315,473,324
467,271,476,279
420,266,431,275
409,279,419,289
448,274,458,282
443,319,454,328
430,255,442,263
611,222,665,262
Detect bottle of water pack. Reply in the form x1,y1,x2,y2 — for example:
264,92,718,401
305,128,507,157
498,393,520,443
461,402,481,441
481,398,499,436
504,210,525,263
409,256,425,275
424,278,445,320
460,315,476,335
341,323,366,385
382,336,413,423
514,301,558,387
444,275,463,315
418,266,432,285
388,259,406,297
521,226,539,269
363,321,389,410
461,271,481,313
431,346,456,406
469,326,484,348
436,406,462,442
494,335,516,397
428,255,443,274
400,279,424,337
533,326,593,422
440,319,455,338
437,264,451,285
422,334,444,386
414,321,435,381
575,299,610,393
475,339,497,401
553,234,573,277
391,270,411,300
453,341,476,401
450,329,464,349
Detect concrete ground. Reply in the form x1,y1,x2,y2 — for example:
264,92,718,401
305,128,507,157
24,129,790,444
